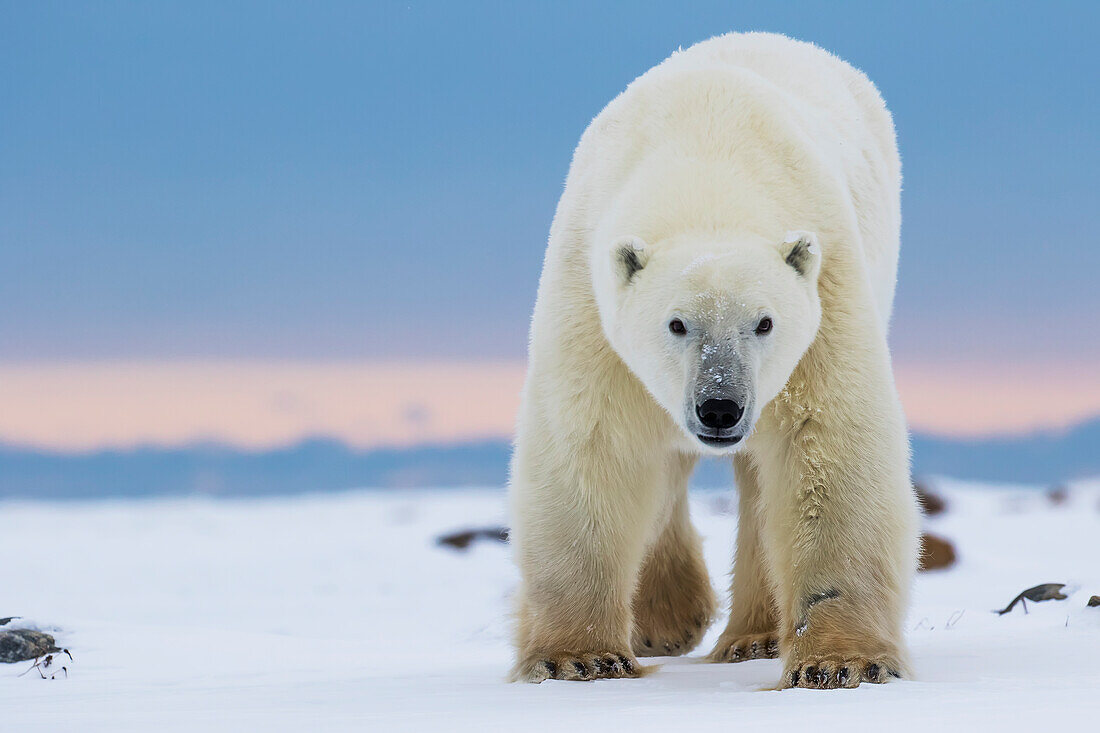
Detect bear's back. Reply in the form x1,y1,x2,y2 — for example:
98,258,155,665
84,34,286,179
566,33,901,328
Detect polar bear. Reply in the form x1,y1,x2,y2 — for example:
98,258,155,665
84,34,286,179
509,32,919,689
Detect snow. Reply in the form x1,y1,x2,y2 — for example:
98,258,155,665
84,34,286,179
2,480,1099,731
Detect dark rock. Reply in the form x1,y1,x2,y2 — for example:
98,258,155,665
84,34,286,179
1046,485,1069,505
0,617,19,626
0,629,59,663
918,532,957,571
437,526,510,550
995,583,1068,615
1088,595,1100,608
914,480,947,516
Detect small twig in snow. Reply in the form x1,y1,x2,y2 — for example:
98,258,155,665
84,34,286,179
945,610,965,629
17,649,72,680
994,583,1068,615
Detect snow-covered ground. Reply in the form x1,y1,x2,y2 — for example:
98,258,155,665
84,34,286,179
2,480,1099,731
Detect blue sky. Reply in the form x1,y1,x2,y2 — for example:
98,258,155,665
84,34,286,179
2,1,1098,366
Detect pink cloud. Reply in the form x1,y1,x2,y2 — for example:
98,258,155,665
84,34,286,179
0,358,1095,451
895,359,1100,437
0,360,525,451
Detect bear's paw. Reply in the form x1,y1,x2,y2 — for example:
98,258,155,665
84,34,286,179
784,656,903,689
632,610,713,658
511,651,648,683
707,631,780,663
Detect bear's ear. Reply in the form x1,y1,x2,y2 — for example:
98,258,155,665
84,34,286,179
780,231,821,280
613,236,649,285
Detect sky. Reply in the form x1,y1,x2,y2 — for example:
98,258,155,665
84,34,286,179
1,1,1098,450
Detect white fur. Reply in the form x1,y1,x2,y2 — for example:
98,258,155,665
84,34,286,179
510,32,918,686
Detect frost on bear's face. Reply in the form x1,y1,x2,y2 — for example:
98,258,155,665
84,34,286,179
596,232,823,454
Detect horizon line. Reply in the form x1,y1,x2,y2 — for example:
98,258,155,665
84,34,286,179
1,358,1098,452
1,413,1097,459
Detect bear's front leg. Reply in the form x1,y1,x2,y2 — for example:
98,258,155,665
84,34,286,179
708,454,781,663
631,469,717,658
508,427,668,683
754,369,920,689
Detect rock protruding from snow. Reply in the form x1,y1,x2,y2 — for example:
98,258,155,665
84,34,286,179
914,480,947,516
437,526,510,550
918,532,957,571
0,629,59,664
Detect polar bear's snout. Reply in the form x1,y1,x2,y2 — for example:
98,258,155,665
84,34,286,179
684,333,756,450
696,398,743,430
694,398,745,448
690,388,750,449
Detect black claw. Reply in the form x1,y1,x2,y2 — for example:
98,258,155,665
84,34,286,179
544,660,558,677
804,665,818,686
888,668,901,679
838,667,850,685
731,647,744,661
865,663,880,682
644,638,652,648
749,641,759,657
573,661,589,678
790,670,800,687
766,639,779,656
663,643,672,653
618,655,634,673
592,658,607,674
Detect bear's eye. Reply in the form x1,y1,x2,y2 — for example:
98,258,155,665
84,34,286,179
755,317,773,335
668,318,687,335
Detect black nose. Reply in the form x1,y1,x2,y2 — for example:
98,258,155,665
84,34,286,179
696,398,743,430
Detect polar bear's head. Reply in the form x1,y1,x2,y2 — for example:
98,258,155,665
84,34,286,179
594,231,823,454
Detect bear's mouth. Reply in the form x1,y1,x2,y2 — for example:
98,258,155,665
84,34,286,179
696,433,742,447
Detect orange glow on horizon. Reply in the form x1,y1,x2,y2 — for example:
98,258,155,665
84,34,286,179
0,361,526,452
894,360,1100,439
0,359,1096,452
